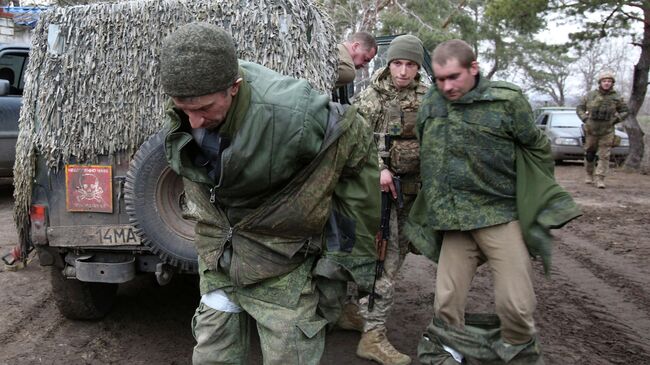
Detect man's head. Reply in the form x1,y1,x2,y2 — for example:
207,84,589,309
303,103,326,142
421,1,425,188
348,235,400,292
343,31,377,70
598,70,615,91
386,35,423,90
432,39,478,101
160,22,242,129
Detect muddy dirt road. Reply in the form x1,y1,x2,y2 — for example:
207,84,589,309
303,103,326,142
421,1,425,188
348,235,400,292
0,164,649,365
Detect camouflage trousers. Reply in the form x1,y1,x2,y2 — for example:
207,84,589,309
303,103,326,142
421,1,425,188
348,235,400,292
584,131,614,177
358,193,416,331
418,314,544,364
191,280,328,365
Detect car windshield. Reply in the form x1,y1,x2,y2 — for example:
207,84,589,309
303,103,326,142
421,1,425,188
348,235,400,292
551,113,582,128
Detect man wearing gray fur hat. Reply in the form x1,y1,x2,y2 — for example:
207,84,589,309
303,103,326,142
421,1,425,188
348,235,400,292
345,34,429,365
160,22,382,364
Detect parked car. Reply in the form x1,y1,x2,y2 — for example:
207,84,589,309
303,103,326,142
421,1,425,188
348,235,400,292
532,106,574,120
0,43,29,178
534,109,629,163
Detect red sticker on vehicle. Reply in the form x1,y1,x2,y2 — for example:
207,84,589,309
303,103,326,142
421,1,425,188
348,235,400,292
65,165,113,213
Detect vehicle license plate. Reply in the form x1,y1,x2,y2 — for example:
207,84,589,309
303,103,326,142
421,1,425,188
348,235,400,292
47,225,142,247
95,226,141,245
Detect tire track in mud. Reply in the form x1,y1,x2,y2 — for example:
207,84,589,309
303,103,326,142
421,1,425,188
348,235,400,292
551,231,650,353
555,230,650,309
0,290,64,353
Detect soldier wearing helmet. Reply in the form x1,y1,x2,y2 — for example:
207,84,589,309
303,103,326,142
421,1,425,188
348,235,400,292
576,70,629,188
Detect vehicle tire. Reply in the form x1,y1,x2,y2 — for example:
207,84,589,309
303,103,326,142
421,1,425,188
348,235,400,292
124,130,198,272
50,267,118,320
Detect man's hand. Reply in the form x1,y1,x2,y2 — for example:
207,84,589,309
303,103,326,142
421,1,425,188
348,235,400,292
380,169,397,199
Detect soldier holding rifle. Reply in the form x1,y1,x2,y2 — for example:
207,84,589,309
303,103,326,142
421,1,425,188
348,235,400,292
349,34,428,365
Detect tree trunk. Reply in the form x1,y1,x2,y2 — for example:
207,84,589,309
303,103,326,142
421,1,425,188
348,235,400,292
624,4,650,171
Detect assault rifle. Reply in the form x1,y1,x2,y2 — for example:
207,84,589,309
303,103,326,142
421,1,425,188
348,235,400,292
368,175,403,311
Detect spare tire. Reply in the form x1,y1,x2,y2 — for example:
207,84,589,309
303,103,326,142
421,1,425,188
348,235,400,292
124,130,197,271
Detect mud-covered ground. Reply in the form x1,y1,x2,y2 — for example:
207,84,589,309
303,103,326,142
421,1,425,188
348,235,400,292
0,164,649,365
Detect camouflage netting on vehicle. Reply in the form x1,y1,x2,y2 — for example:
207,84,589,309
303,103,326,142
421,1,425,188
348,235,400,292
13,0,338,244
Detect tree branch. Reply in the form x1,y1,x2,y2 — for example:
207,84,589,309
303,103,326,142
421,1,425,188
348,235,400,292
393,1,436,32
599,6,621,37
619,7,646,24
442,0,467,29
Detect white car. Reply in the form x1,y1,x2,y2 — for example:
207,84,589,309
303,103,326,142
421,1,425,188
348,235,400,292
534,109,629,163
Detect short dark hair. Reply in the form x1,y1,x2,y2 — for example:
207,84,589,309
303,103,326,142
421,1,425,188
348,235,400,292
432,39,476,69
349,31,377,53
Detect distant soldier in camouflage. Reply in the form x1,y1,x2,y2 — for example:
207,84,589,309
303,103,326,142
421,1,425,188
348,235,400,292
160,23,380,365
407,39,553,364
576,70,629,188
349,34,428,365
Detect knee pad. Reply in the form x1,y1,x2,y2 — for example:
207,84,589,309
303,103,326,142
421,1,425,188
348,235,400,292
586,151,597,162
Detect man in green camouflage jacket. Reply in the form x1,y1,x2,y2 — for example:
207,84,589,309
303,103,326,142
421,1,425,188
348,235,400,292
348,34,428,365
407,39,551,365
576,70,629,188
160,23,380,365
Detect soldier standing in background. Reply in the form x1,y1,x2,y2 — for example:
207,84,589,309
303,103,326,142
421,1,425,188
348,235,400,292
335,31,378,88
576,70,629,188
350,34,428,365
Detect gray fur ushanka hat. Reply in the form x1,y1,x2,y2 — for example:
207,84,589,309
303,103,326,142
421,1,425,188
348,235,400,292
160,22,238,97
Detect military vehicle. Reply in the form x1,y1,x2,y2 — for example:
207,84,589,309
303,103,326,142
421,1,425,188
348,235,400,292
15,0,338,319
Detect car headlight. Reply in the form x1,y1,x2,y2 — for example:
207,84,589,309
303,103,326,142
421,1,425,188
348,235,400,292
619,138,629,147
553,137,580,146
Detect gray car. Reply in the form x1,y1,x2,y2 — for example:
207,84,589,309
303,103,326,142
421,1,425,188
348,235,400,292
534,109,629,163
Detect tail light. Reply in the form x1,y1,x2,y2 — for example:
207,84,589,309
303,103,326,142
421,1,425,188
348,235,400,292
30,204,48,245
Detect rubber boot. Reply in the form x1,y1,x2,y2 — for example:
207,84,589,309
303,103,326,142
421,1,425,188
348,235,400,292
336,302,364,332
595,175,606,189
357,328,412,365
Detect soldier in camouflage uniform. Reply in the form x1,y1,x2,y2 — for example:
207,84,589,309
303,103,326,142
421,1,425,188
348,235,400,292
576,70,629,188
349,34,428,365
160,23,381,365
409,39,548,364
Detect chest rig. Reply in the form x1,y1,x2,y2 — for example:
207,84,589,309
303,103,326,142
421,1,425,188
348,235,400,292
586,92,618,136
382,100,420,176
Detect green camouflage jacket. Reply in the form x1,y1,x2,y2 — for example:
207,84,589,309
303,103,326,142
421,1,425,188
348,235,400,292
355,67,428,174
165,61,380,308
577,88,629,136
405,75,581,272
410,75,548,231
